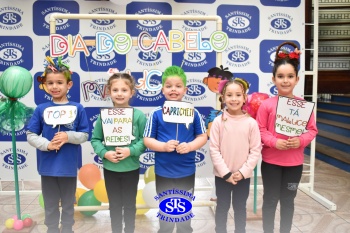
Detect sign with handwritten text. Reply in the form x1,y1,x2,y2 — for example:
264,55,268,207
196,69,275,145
100,108,135,146
162,101,194,129
43,106,77,128
275,96,315,137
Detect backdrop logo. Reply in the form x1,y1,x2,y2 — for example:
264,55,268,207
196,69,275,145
181,9,207,32
155,189,195,222
136,48,163,67
234,73,259,94
218,5,259,39
139,150,155,169
93,153,103,169
1,148,29,170
89,8,117,30
183,79,207,103
126,2,171,36
195,148,207,168
80,36,126,71
225,45,251,68
0,36,33,70
259,40,300,73
81,78,110,102
261,0,301,7
268,13,293,35
267,81,278,96
132,71,164,106
0,6,24,30
33,1,79,35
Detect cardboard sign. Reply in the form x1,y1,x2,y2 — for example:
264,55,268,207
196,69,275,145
43,106,77,128
162,101,194,129
100,107,135,146
275,96,315,137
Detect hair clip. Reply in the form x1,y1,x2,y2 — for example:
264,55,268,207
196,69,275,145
275,41,301,61
277,51,300,60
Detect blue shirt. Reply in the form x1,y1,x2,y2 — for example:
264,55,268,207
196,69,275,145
27,101,89,177
144,106,206,178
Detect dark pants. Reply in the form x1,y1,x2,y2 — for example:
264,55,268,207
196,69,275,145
215,176,250,233
261,161,303,233
41,176,76,233
104,168,139,233
155,174,195,233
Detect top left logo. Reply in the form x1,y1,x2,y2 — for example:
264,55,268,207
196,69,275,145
0,6,24,30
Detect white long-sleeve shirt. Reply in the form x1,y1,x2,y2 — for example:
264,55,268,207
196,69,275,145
209,111,262,179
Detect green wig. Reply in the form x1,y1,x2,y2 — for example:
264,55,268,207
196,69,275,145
162,66,187,86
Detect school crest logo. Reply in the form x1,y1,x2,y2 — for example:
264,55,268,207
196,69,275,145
0,6,24,30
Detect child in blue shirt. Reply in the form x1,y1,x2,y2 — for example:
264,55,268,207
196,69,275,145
27,57,89,233
144,65,207,233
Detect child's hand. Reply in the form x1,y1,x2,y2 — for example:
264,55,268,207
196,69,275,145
176,142,191,154
232,171,243,182
276,139,289,150
163,140,179,152
105,151,120,163
51,132,68,150
287,137,300,149
47,142,60,151
225,175,237,185
115,147,130,160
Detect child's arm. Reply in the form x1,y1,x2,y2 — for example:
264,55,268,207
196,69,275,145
27,131,59,151
256,102,280,148
144,137,179,152
176,133,207,154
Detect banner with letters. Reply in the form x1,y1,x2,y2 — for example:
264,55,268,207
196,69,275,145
0,0,304,180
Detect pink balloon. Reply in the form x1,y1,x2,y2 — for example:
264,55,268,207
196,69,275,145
243,92,269,119
13,219,24,231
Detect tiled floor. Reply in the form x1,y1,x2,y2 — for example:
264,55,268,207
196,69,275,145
1,157,350,233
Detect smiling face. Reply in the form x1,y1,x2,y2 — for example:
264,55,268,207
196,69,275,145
109,79,134,107
45,72,72,103
162,76,188,101
273,63,299,98
222,82,247,115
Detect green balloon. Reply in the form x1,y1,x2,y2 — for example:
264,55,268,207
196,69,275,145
39,193,45,209
0,66,32,98
77,190,101,216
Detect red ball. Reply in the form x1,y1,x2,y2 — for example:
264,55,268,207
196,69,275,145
23,217,33,228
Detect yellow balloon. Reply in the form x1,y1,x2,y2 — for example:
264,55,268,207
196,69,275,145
75,188,87,205
93,179,109,203
5,218,15,229
144,166,155,184
136,189,149,215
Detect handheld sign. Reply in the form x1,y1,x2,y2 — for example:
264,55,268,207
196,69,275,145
100,107,135,146
43,106,77,128
275,96,315,137
162,101,194,129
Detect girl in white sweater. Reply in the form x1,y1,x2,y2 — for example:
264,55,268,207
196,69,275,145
209,77,261,233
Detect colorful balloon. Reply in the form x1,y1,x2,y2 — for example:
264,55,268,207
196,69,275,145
78,164,101,189
136,189,150,215
21,213,31,220
77,190,101,216
5,218,15,229
39,193,45,208
142,181,158,208
93,179,109,203
75,188,87,205
0,66,33,99
243,92,269,119
144,166,155,184
13,219,24,231
23,217,33,228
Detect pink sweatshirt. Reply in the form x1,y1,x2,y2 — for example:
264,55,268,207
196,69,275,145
209,111,261,179
255,96,318,166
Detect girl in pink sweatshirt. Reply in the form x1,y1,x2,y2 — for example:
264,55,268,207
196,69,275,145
255,42,318,233
209,77,261,233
